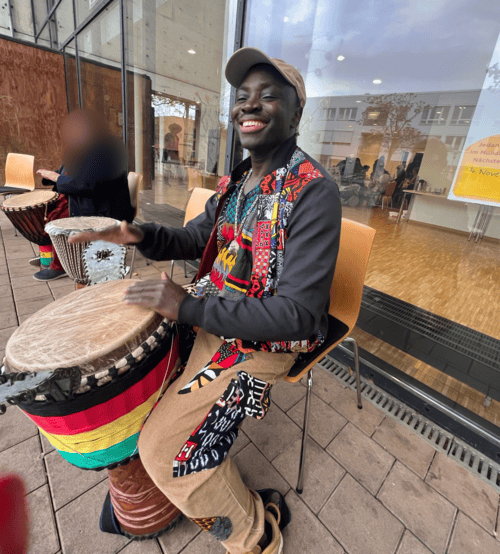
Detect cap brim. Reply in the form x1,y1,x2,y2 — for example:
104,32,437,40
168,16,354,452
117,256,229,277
225,47,282,89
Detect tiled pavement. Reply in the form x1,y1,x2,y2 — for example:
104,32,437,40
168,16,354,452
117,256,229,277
1,210,500,554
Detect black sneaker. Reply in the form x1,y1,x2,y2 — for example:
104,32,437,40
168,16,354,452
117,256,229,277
33,269,67,281
29,257,41,267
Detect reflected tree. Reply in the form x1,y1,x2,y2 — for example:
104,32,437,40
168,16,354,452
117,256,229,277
359,93,430,162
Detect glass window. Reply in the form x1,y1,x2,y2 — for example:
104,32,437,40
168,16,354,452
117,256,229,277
450,105,475,124
244,0,500,426
420,105,450,125
54,0,75,47
320,107,336,120
338,107,358,120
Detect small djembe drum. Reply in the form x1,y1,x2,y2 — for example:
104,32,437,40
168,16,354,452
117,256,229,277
1,190,59,245
0,280,181,538
45,216,126,287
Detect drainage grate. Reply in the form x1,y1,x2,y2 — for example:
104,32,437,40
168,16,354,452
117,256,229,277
317,355,500,493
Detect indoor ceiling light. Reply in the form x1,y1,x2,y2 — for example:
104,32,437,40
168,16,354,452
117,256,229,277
356,100,361,103
373,79,382,84
337,55,345,61
188,49,196,54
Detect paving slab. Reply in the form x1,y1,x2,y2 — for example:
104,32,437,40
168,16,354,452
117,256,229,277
176,530,225,553
0,295,15,312
11,275,49,289
118,538,162,553
447,512,500,554
0,309,18,329
0,325,17,349
56,480,129,554
306,366,346,404
12,283,51,301
15,295,54,316
327,422,395,494
8,265,38,278
289,388,349,447
233,443,290,495
229,430,251,458
396,531,433,554
283,490,344,554
0,406,38,452
378,461,456,554
271,379,306,412
242,404,301,461
319,474,404,554
45,449,108,510
27,485,60,554
372,416,436,479
425,452,499,534
273,436,345,514
0,436,46,493
0,283,12,297
330,387,386,436
5,256,35,268
40,432,55,454
51,285,77,300
158,516,201,554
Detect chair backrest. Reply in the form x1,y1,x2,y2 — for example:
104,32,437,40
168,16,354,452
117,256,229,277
186,167,203,192
329,218,376,333
184,187,215,226
384,180,397,197
127,171,143,217
5,153,35,191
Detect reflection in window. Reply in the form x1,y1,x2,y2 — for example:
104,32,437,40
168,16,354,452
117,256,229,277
420,106,450,125
319,130,353,145
321,108,336,120
338,108,358,121
445,135,466,150
450,105,475,124
363,108,389,126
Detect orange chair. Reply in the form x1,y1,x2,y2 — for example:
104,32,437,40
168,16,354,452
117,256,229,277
380,180,397,209
0,153,35,196
285,218,376,493
127,172,144,277
170,187,216,278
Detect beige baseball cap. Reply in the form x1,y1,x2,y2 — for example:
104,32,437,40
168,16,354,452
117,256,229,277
225,47,306,108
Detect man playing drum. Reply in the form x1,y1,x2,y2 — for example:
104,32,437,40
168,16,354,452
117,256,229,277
71,48,341,554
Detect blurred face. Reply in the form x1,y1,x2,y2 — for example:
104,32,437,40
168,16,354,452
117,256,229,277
231,66,302,155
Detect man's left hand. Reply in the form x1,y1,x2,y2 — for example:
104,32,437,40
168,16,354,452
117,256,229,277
123,272,188,321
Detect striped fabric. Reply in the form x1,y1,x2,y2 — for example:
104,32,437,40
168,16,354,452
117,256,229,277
21,337,179,470
39,245,53,268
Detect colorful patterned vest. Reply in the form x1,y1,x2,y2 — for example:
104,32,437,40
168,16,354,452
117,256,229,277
194,147,326,353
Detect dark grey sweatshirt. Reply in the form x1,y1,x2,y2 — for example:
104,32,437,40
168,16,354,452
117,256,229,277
137,140,342,344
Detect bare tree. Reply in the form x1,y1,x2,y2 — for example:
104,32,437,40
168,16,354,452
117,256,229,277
359,93,430,162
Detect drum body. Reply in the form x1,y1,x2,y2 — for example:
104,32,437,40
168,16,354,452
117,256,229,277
2,190,58,245
3,280,181,537
45,216,119,284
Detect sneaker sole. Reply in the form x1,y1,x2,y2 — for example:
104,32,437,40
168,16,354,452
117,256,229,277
29,258,41,267
33,273,68,282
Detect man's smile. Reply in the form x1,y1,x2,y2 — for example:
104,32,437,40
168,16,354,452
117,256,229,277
239,120,269,133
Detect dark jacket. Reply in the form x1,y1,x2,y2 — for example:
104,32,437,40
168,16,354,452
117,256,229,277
137,138,342,344
43,137,134,222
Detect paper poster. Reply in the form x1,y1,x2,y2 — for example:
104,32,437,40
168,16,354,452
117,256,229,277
448,32,500,207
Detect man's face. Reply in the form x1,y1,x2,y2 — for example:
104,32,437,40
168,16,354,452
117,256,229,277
231,66,301,154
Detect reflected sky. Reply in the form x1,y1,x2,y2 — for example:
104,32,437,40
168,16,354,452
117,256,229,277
244,0,500,97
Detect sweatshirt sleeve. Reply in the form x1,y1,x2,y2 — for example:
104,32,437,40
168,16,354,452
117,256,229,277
178,177,341,342
136,191,220,261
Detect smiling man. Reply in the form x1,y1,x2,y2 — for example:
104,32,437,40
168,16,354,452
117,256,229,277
70,47,341,554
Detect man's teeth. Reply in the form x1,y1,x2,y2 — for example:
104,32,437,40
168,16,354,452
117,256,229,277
242,121,265,127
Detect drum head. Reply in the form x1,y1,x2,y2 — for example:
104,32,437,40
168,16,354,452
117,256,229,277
45,216,118,236
2,190,57,209
5,280,164,375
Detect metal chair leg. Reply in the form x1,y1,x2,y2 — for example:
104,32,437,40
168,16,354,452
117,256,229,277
184,260,187,278
170,260,175,279
343,337,362,409
129,246,136,279
296,368,313,494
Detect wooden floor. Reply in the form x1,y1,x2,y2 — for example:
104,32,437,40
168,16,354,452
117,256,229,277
343,206,500,340
342,206,500,427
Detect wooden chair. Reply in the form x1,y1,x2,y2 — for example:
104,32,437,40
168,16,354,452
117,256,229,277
170,187,216,279
285,218,376,494
0,153,35,196
380,180,397,209
127,172,143,277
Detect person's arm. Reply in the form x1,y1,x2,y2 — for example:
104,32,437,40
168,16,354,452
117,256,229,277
136,191,220,261
178,177,341,341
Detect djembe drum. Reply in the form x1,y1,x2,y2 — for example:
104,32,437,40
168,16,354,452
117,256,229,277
1,190,59,245
0,280,181,538
45,216,125,287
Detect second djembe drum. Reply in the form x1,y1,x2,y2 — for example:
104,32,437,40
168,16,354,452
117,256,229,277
0,280,181,538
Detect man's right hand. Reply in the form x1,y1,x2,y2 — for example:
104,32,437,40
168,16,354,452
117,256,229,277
68,220,145,245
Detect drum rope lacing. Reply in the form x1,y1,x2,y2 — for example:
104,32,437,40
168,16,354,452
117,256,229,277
0,320,179,471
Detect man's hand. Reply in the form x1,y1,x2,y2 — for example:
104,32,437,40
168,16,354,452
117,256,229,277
37,169,59,182
68,220,145,246
123,272,188,321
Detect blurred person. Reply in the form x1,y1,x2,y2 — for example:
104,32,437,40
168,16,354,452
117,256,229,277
0,474,29,554
70,48,341,554
34,108,134,281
